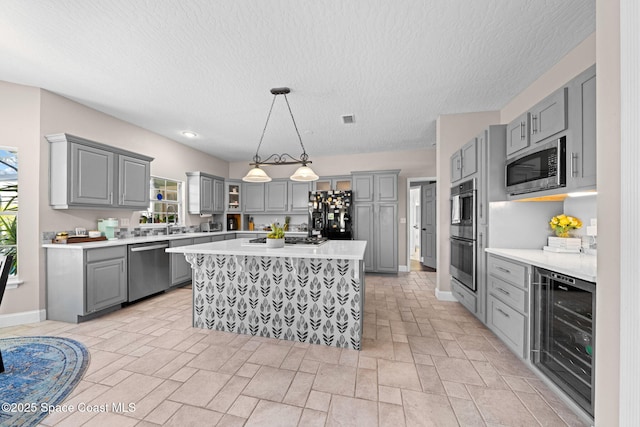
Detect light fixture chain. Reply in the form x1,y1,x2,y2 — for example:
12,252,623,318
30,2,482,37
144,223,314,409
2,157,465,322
254,94,278,162
283,94,308,162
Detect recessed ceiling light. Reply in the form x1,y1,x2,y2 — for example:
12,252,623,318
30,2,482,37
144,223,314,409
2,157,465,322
182,131,197,138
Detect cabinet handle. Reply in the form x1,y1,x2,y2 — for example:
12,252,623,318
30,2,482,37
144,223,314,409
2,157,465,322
479,202,483,219
520,122,525,140
496,307,510,318
456,291,465,300
496,266,511,274
531,115,538,135
571,152,578,177
479,232,483,248
109,192,113,204
558,285,569,291
496,287,511,296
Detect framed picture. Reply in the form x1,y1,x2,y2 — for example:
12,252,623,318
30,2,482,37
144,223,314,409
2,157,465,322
75,227,87,236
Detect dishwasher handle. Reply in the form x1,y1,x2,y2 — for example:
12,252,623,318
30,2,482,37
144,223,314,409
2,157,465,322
130,243,169,252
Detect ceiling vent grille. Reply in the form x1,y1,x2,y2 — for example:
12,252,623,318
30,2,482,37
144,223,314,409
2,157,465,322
341,114,355,124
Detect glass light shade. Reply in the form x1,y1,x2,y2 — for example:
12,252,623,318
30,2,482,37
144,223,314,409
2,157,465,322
290,165,319,181
242,166,272,182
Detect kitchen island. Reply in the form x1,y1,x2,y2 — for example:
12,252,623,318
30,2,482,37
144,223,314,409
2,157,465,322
167,239,367,350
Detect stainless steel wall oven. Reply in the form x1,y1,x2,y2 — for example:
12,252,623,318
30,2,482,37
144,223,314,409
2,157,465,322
450,179,476,291
532,267,595,418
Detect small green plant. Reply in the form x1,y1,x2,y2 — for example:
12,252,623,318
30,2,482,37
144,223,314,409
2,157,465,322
267,223,285,239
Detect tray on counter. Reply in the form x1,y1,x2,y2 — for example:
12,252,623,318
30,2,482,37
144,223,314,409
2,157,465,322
51,235,108,244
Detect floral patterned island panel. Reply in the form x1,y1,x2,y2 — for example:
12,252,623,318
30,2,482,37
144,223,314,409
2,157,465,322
184,253,365,350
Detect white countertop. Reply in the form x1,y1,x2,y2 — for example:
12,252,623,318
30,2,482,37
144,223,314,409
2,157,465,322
485,248,597,282
42,231,307,250
167,238,367,260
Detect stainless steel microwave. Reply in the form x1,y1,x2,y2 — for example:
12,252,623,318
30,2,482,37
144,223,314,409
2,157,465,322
506,136,566,195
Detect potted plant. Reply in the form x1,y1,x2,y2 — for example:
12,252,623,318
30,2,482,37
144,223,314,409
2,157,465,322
266,222,285,248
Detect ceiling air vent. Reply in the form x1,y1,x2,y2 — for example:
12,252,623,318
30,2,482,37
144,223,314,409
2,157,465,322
341,114,355,124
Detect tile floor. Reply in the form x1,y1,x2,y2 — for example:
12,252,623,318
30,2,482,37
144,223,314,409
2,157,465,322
0,271,590,426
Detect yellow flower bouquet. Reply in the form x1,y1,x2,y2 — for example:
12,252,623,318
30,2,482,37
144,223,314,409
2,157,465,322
549,214,582,237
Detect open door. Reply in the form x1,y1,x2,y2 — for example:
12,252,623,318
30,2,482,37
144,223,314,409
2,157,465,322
421,182,437,269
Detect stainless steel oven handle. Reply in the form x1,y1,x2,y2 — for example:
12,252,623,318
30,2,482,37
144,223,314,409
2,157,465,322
130,244,169,252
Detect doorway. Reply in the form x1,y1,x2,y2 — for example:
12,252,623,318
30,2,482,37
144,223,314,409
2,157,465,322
407,178,437,272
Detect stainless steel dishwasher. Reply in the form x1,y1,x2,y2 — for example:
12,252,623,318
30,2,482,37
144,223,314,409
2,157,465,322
128,241,170,302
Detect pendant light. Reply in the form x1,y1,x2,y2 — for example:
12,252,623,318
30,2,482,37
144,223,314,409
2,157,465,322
242,87,318,182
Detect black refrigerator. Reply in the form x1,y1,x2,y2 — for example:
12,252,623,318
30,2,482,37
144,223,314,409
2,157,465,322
308,190,353,240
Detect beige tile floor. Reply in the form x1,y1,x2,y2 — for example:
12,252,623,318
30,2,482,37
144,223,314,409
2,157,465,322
0,271,590,426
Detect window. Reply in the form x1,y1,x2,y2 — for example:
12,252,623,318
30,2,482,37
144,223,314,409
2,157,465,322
140,176,183,225
0,148,17,276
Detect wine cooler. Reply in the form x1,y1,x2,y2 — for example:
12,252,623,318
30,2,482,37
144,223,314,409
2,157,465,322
532,267,596,418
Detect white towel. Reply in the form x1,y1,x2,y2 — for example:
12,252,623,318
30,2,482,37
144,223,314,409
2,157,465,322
451,195,461,224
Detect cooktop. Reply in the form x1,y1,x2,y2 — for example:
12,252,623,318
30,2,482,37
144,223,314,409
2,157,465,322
248,236,329,246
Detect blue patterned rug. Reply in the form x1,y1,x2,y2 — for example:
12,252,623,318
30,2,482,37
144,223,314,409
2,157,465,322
0,336,89,427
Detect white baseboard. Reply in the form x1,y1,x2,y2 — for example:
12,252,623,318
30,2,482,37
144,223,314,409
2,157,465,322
435,289,457,302
398,265,409,272
0,309,47,328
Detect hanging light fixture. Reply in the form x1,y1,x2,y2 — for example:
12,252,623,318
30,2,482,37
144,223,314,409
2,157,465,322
242,87,319,182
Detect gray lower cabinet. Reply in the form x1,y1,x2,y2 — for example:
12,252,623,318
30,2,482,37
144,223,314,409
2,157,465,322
354,202,398,273
47,245,127,323
486,254,530,359
451,278,477,314
47,133,153,209
354,204,375,271
170,238,193,286
86,249,127,313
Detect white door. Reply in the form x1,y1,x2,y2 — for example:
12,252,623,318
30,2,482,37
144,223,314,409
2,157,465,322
421,182,437,269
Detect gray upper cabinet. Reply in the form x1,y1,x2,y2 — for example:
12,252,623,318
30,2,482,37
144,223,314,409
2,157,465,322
243,182,265,212
450,150,462,182
314,176,352,192
47,133,153,210
213,178,225,213
186,172,225,215
506,87,567,158
70,142,114,206
352,170,398,203
265,180,288,212
352,174,374,202
568,65,597,190
288,181,311,212
450,138,477,184
530,87,567,144
119,154,151,208
506,112,530,157
375,173,398,202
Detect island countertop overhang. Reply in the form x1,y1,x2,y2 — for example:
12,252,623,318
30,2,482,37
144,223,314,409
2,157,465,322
166,238,367,260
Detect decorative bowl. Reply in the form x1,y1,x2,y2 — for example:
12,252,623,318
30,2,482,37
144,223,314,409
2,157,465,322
266,238,285,248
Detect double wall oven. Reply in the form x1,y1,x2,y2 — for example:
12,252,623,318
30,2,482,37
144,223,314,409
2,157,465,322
450,178,476,291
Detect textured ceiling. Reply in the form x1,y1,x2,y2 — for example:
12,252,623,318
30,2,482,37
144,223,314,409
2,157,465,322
0,0,595,162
